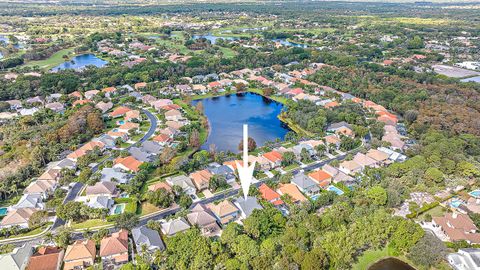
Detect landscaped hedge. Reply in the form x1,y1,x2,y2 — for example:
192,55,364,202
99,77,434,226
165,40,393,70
406,201,439,219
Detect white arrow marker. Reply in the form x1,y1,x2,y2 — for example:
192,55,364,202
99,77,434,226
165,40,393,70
236,124,256,200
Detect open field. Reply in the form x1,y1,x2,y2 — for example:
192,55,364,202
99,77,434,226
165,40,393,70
24,47,76,70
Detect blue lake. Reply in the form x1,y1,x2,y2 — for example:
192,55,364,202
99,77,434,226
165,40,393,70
51,54,108,71
193,34,239,44
192,93,289,152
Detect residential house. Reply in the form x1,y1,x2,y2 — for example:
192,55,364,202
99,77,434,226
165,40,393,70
93,134,116,149
366,149,390,166
134,82,147,90
152,134,173,146
109,106,131,118
322,164,355,185
68,91,82,100
142,95,156,105
102,87,117,98
161,217,191,237
0,207,36,229
339,160,362,175
6,99,22,110
327,121,353,137
140,141,163,155
262,151,283,168
132,226,165,253
24,180,57,198
47,159,76,171
85,181,118,198
100,229,129,265
67,141,105,161
151,99,173,111
95,101,113,113
85,195,114,210
447,248,480,270
148,182,172,193
308,170,332,188
20,108,39,116
45,102,65,113
117,122,139,133
165,175,196,195
352,152,378,169
291,174,320,196
277,184,307,203
258,184,284,206
234,196,263,219
159,127,179,137
107,130,128,141
165,120,185,130
248,155,271,171
84,90,99,100
190,170,213,191
27,246,64,270
433,213,480,244
208,200,240,225
0,243,33,270
187,204,221,236
125,110,141,122
114,156,143,173
324,135,341,149
38,169,61,182
13,194,44,210
292,143,315,159
207,163,236,183
128,147,152,162
164,110,183,121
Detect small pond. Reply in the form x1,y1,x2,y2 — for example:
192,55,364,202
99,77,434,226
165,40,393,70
51,54,108,71
368,258,416,270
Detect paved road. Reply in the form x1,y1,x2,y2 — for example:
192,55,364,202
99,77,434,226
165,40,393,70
51,182,84,230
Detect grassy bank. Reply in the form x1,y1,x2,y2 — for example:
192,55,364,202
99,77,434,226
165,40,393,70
24,47,76,70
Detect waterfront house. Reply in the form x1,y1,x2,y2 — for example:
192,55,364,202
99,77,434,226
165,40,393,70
189,169,213,191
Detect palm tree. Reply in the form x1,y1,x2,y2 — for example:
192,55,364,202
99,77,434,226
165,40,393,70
44,232,54,244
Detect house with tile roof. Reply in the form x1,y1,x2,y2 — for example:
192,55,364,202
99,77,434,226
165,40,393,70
109,106,131,118
258,184,284,206
84,90,100,100
63,240,96,270
352,152,378,168
100,229,129,265
0,208,37,228
165,109,183,121
277,184,307,203
24,180,57,198
102,87,117,98
189,169,213,191
151,99,173,111
13,194,44,210
161,217,191,237
152,134,173,146
208,200,240,225
322,164,355,185
132,226,165,253
26,246,64,270
291,174,320,196
308,170,333,188
38,169,61,182
0,243,33,270
187,204,221,236
95,101,113,113
114,156,143,173
148,182,172,193
85,181,118,198
165,175,196,195
433,213,480,244
118,122,139,133
366,149,390,165
339,160,363,175
262,151,283,168
234,197,263,219
67,141,105,161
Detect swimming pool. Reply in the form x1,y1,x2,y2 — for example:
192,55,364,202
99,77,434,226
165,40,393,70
117,120,125,125
0,207,7,216
469,190,480,198
310,194,320,200
113,204,125,215
326,185,345,196
450,199,463,208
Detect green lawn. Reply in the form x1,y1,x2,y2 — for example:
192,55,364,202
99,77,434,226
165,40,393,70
0,223,51,240
283,163,300,171
415,205,446,222
24,47,76,70
352,246,391,270
71,219,112,230
140,202,161,216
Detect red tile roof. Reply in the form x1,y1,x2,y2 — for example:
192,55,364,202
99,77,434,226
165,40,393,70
258,184,283,206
